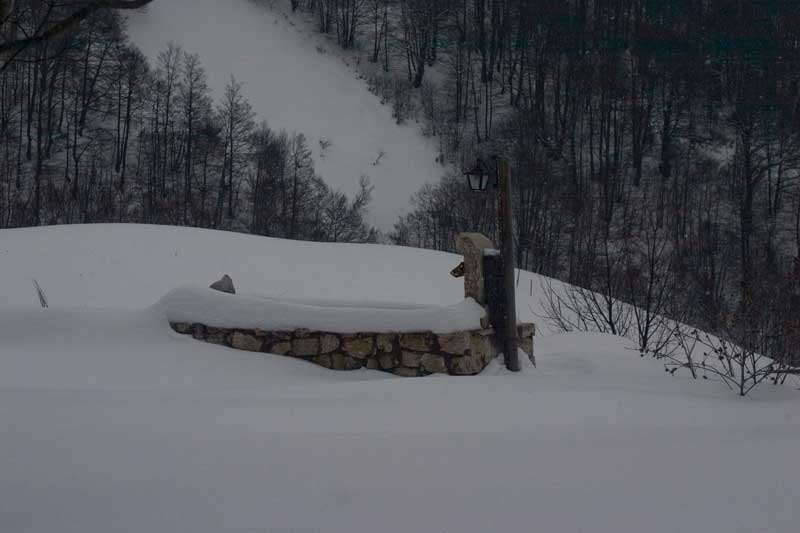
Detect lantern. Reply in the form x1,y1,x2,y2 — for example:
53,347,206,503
463,157,495,191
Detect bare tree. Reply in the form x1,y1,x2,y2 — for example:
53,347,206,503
1,1,155,69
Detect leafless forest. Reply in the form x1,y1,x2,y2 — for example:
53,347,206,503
2,1,800,369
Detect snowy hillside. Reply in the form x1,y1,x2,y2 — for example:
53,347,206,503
126,0,444,230
1,224,799,533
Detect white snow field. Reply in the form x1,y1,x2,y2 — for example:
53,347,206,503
125,0,445,230
1,224,799,533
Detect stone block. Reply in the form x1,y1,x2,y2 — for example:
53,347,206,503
520,337,534,358
455,233,495,304
205,327,229,345
343,336,374,359
209,274,235,294
376,334,395,353
231,332,263,352
293,337,319,357
294,328,311,339
420,353,447,374
365,358,380,370
313,354,333,368
517,323,536,338
450,354,485,375
269,341,292,355
517,323,536,358
192,323,205,340
320,334,340,354
331,353,362,371
379,354,396,370
400,351,423,368
399,332,433,351
394,367,420,377
455,233,494,255
172,322,190,334
438,331,470,354
470,332,495,361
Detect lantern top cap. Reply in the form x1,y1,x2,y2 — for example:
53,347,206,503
463,157,494,177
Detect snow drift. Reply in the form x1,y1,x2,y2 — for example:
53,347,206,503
1,224,799,533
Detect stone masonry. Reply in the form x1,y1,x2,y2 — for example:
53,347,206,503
170,321,534,377
173,233,534,376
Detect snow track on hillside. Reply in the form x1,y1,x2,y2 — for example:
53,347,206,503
126,0,444,230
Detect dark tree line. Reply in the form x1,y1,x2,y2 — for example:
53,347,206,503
0,0,377,242
288,0,800,368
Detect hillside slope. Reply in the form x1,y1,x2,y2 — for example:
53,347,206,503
1,224,799,533
126,0,444,230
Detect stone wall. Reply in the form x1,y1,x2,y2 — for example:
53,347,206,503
171,232,535,377
170,322,535,377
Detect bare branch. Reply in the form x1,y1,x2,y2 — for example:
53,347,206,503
0,1,154,54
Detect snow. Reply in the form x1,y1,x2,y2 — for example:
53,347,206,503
158,285,486,333
0,224,465,310
125,0,445,230
1,224,800,533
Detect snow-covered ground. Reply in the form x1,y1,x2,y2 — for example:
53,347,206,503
1,224,799,533
125,0,444,230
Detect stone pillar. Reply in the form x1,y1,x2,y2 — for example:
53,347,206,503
455,233,496,305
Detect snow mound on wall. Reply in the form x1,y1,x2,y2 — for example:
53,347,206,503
158,286,486,334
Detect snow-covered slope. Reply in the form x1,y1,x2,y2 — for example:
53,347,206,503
1,224,799,533
0,224,465,310
125,0,444,230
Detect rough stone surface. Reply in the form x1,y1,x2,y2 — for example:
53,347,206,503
269,341,291,355
320,334,340,354
518,323,536,338
379,354,396,370
400,351,423,368
394,367,420,378
470,332,494,362
399,332,433,351
313,354,332,368
376,334,395,353
292,337,319,357
231,332,262,352
438,331,470,354
517,323,536,364
205,327,229,345
209,274,235,294
455,233,495,304
520,338,534,360
169,320,534,378
451,354,485,375
331,353,362,371
421,353,447,374
343,336,374,359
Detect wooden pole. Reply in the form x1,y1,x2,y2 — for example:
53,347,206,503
496,157,520,372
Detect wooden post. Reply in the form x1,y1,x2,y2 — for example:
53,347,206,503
496,157,520,372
